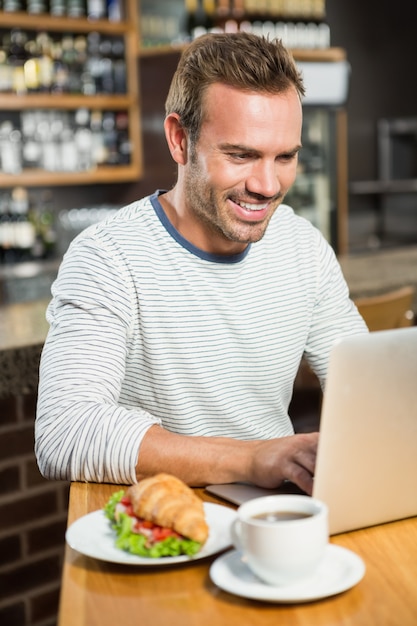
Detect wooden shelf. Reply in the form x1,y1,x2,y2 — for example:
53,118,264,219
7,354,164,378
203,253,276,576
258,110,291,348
0,94,134,111
139,43,186,57
138,44,346,63
292,47,346,62
0,11,131,37
0,165,140,187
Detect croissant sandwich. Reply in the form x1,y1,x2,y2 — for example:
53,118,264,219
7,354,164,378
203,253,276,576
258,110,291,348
104,473,209,558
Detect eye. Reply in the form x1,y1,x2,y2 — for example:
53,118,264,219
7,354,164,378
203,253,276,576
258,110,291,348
227,151,253,161
278,152,298,162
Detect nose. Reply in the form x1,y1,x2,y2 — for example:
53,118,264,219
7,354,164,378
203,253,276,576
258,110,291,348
245,160,281,199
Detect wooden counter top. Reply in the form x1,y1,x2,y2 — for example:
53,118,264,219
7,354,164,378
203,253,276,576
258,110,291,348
339,246,417,310
0,299,50,396
0,299,50,352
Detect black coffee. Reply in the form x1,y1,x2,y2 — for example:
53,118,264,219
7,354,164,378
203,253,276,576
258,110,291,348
252,511,313,522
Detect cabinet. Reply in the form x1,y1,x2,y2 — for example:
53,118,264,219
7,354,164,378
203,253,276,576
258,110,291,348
0,0,142,187
285,105,348,255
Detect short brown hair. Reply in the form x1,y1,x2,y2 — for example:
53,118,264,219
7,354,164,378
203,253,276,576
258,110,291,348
165,32,305,143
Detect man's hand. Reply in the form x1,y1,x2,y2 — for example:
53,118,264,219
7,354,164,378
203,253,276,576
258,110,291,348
137,426,319,495
249,432,319,495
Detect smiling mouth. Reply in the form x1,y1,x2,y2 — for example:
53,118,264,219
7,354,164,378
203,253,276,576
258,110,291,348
235,200,269,212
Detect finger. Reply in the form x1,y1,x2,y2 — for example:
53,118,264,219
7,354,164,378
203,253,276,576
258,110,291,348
287,463,315,496
297,446,318,476
294,433,319,473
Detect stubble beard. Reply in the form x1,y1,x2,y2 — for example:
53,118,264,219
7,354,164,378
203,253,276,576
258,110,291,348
184,150,279,247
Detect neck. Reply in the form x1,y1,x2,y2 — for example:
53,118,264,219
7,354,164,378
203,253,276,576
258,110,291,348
158,189,248,257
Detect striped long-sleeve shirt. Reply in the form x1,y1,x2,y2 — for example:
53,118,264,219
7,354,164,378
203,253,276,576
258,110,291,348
35,191,367,483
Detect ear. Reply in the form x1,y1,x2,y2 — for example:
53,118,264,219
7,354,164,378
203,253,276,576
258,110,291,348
164,113,188,165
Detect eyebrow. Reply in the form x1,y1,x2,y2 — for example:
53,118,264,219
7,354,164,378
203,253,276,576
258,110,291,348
218,142,303,156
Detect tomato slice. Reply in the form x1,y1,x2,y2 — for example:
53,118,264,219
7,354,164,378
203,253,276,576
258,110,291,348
123,503,182,543
140,520,154,529
120,495,135,516
152,527,179,541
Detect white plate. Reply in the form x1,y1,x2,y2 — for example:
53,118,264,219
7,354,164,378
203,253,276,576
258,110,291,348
210,544,365,603
66,502,237,565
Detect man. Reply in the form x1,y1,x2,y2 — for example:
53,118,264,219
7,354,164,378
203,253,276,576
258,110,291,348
35,32,367,495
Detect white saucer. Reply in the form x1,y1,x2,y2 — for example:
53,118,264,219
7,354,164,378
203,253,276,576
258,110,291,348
210,544,365,603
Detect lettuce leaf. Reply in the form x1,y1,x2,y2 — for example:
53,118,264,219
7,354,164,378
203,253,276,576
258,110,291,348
115,513,201,557
103,489,125,522
103,492,202,558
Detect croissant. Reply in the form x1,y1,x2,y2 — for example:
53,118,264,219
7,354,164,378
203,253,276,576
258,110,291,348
126,473,209,544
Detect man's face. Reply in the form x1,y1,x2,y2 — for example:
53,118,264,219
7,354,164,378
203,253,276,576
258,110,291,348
182,82,303,255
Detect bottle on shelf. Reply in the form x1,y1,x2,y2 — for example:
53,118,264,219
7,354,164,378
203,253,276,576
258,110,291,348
27,0,48,15
111,36,126,93
10,186,36,262
49,0,67,17
107,0,122,22
214,0,243,32
21,111,42,168
0,193,13,264
50,38,70,93
74,107,93,170
193,0,215,37
115,110,130,164
30,190,57,260
24,38,42,93
8,29,29,95
98,36,115,93
202,0,217,30
0,120,22,174
61,34,82,93
90,109,107,165
0,41,13,93
0,187,37,264
86,31,102,94
215,0,232,24
2,0,24,12
182,0,199,40
101,111,118,164
67,0,86,18
86,0,107,20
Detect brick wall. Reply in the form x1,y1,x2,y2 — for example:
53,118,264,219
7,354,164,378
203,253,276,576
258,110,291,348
0,391,69,626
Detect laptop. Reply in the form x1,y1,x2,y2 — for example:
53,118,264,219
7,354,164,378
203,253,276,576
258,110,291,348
206,326,417,535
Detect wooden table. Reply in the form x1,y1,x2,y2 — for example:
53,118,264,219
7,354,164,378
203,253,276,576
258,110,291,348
59,482,417,626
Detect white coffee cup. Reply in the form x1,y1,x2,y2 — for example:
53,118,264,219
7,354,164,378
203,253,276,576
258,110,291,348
232,494,328,586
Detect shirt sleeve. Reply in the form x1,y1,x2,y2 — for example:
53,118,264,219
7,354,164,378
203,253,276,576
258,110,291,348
303,229,369,385
35,232,161,484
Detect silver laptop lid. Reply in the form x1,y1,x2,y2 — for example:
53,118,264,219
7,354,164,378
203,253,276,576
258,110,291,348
313,326,417,534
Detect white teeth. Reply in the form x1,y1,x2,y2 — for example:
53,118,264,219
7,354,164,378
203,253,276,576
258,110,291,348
238,201,267,211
